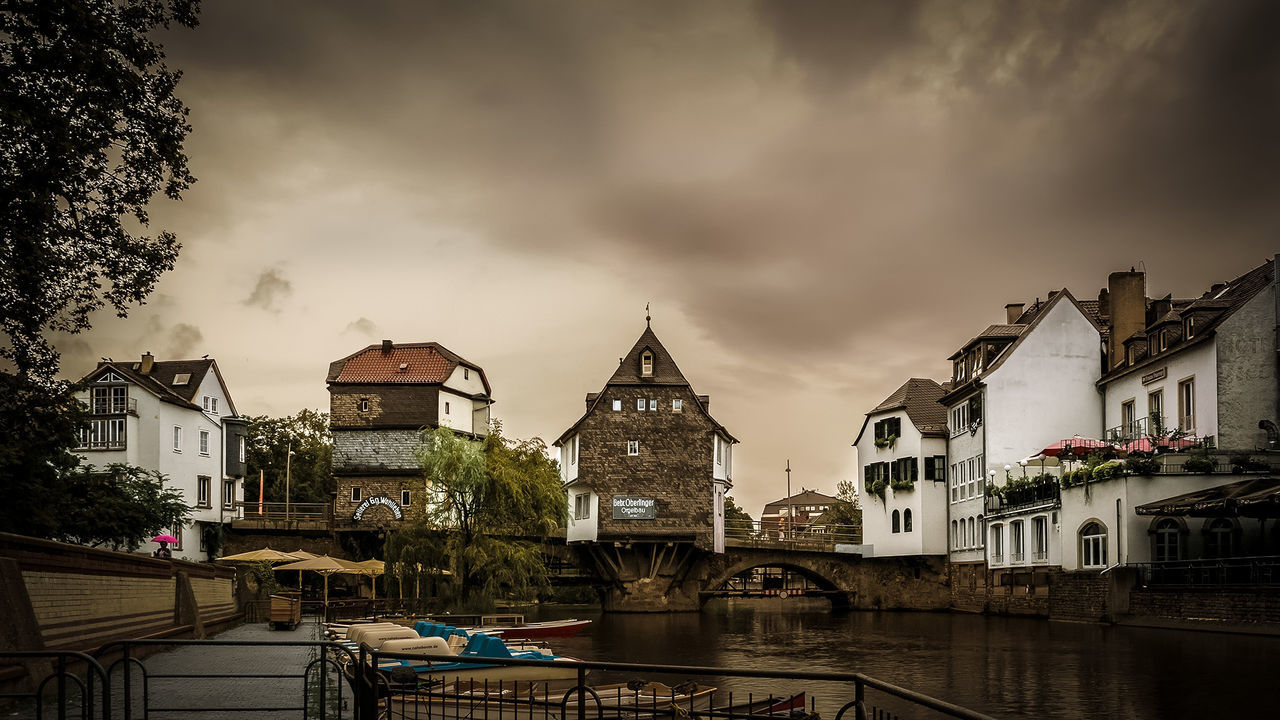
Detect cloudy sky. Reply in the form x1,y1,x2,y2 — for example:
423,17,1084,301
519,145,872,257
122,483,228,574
57,0,1280,517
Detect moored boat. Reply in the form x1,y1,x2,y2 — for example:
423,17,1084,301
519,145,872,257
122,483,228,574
385,680,716,720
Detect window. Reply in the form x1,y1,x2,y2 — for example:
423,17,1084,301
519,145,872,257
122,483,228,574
627,440,639,456
968,517,975,547
574,493,590,520
1178,377,1195,432
637,398,645,411
444,401,451,415
989,524,1003,563
78,418,126,450
613,399,622,411
903,509,912,533
874,417,902,442
1121,400,1136,437
952,520,959,548
1032,516,1049,562
202,396,219,414
715,437,723,465
641,351,654,377
351,486,362,503
672,399,682,412
1010,521,1024,562
924,456,947,481
172,373,190,386
1158,329,1169,352
197,476,211,508
401,490,411,507
238,436,246,463
949,403,969,436
464,368,470,380
1148,391,1164,434
168,526,183,551
223,480,235,509
974,516,982,548
1185,316,1196,339
199,430,209,455
172,426,182,452
1204,518,1235,559
1127,345,1137,365
950,464,959,501
968,394,983,424
568,435,578,466
91,386,128,414
649,399,657,411
358,398,370,412
1080,522,1107,569
891,510,901,533
1153,518,1182,562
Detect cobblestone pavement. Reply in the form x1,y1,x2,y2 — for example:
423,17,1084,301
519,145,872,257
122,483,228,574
5,619,355,719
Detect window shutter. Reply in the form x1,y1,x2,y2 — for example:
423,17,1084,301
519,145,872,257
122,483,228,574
911,457,919,481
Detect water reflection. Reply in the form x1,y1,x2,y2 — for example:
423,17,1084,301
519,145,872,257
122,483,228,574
526,599,1279,719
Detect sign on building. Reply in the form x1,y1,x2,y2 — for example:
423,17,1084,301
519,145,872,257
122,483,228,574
352,495,404,521
612,496,656,520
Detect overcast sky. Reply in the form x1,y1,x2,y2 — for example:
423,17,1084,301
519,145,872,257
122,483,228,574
56,1,1279,518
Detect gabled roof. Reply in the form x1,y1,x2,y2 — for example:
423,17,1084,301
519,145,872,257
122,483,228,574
555,323,735,446
762,490,839,514
1101,258,1274,385
326,342,491,395
853,378,948,445
941,289,1101,405
82,358,235,414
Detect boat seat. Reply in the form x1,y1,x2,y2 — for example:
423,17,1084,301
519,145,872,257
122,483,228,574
461,633,513,659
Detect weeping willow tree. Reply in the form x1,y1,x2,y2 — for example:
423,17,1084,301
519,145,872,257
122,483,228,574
387,423,565,609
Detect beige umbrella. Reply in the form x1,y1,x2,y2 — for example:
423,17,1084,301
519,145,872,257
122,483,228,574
274,555,362,603
216,547,302,563
288,549,319,560
339,559,386,600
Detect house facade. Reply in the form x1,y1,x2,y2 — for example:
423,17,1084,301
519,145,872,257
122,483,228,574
555,323,736,553
853,378,949,557
74,353,248,561
327,340,493,529
759,489,841,539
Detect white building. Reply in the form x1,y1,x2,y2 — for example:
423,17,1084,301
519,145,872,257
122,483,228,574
940,291,1104,574
74,353,248,561
853,378,949,557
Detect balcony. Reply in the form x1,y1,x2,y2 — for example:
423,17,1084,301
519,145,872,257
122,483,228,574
230,501,332,532
89,397,138,416
986,478,1060,515
1032,550,1048,563
1010,551,1024,563
77,418,126,451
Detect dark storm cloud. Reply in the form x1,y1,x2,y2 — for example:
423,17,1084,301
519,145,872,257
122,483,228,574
243,268,292,312
164,0,1279,368
166,323,204,358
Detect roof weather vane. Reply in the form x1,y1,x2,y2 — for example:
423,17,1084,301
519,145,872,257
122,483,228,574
646,302,651,327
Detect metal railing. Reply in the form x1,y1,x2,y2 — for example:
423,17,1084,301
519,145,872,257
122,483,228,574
724,522,863,551
1132,556,1280,587
985,480,1059,515
232,500,332,529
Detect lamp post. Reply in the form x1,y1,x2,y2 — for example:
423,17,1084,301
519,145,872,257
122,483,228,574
285,441,295,523
785,459,793,541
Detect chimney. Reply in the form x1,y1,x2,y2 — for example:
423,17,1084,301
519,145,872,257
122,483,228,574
1005,303,1025,324
1107,270,1146,370
1151,294,1172,322
140,352,154,375
1097,288,1110,319
381,339,393,354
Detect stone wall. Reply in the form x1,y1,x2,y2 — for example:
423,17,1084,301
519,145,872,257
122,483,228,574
1216,285,1277,452
949,561,988,612
1128,587,1280,625
333,429,423,473
577,385,718,550
336,475,424,527
330,384,438,429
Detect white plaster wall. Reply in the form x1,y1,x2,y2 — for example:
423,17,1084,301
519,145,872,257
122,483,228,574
1058,473,1246,569
565,487,598,543
443,365,487,397
559,433,579,483
437,389,475,432
946,405,986,562
986,506,1062,569
1103,342,1216,441
918,435,950,555
712,435,732,481
856,410,943,557
985,299,1103,468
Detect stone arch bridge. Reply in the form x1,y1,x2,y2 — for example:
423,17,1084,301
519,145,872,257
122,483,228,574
555,540,951,613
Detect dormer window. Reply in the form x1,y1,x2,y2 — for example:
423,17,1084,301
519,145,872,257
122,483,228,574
358,398,370,412
1158,330,1169,352
641,351,654,377
1185,317,1195,339
1127,345,1137,365
1149,336,1158,356
172,373,190,386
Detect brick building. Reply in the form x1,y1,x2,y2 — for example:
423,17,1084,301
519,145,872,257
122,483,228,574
327,340,493,529
555,322,737,553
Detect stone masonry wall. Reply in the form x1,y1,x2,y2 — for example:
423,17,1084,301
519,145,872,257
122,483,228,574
1215,286,1277,451
337,475,425,526
1048,571,1112,621
333,428,423,472
331,384,439,429
577,385,718,549
1128,587,1280,625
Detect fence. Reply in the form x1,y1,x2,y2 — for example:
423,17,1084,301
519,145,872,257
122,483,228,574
1132,555,1280,587
1,637,999,719
724,522,863,551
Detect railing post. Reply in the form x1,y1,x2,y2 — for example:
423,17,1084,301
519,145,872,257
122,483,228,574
576,664,587,720
855,677,867,720
123,643,133,720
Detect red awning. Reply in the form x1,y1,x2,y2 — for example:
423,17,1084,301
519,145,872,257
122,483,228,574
1037,437,1111,458
1134,477,1280,518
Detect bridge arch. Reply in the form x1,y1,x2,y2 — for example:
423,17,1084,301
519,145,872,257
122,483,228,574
701,551,854,610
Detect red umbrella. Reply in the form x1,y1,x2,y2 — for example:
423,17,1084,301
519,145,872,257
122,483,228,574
1037,437,1110,458
1117,436,1199,454
152,534,179,544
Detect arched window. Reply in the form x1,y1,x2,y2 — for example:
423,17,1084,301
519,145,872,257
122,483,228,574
952,520,958,548
1204,518,1236,559
1080,521,1108,569
641,351,654,377
968,517,976,548
891,509,900,533
977,514,984,548
903,509,912,533
1152,518,1183,562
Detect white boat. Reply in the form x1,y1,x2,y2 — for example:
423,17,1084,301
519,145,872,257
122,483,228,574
385,680,717,720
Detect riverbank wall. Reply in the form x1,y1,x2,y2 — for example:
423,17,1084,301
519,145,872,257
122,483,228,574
0,532,242,660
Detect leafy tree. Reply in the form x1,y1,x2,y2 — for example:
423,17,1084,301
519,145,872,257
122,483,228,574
0,374,84,537
818,479,863,527
392,423,564,608
244,409,333,504
1,0,200,383
724,494,754,534
57,463,191,550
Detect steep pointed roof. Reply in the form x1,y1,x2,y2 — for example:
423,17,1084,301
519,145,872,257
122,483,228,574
606,325,690,385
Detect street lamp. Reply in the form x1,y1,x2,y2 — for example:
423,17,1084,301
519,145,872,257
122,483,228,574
285,441,295,522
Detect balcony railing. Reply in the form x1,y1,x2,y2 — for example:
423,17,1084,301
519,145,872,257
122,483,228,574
1010,551,1024,563
726,521,863,550
230,501,332,530
986,478,1060,515
990,553,1004,565
1032,550,1048,562
1132,556,1280,587
77,418,126,451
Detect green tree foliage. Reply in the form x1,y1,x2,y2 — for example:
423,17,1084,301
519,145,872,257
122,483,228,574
57,463,191,551
1,0,200,383
244,410,333,504
818,479,863,527
724,495,754,533
0,374,85,537
390,423,564,608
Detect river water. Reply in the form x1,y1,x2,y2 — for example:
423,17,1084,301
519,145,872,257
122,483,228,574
522,599,1278,719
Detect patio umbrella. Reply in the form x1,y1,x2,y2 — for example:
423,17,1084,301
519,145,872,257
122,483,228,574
1116,436,1199,454
339,559,386,600
1037,437,1111,458
274,555,363,604
288,549,319,560
216,548,302,563
152,534,179,544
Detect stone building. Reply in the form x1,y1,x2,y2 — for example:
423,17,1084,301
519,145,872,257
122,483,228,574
555,322,737,554
327,340,492,530
759,489,840,538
